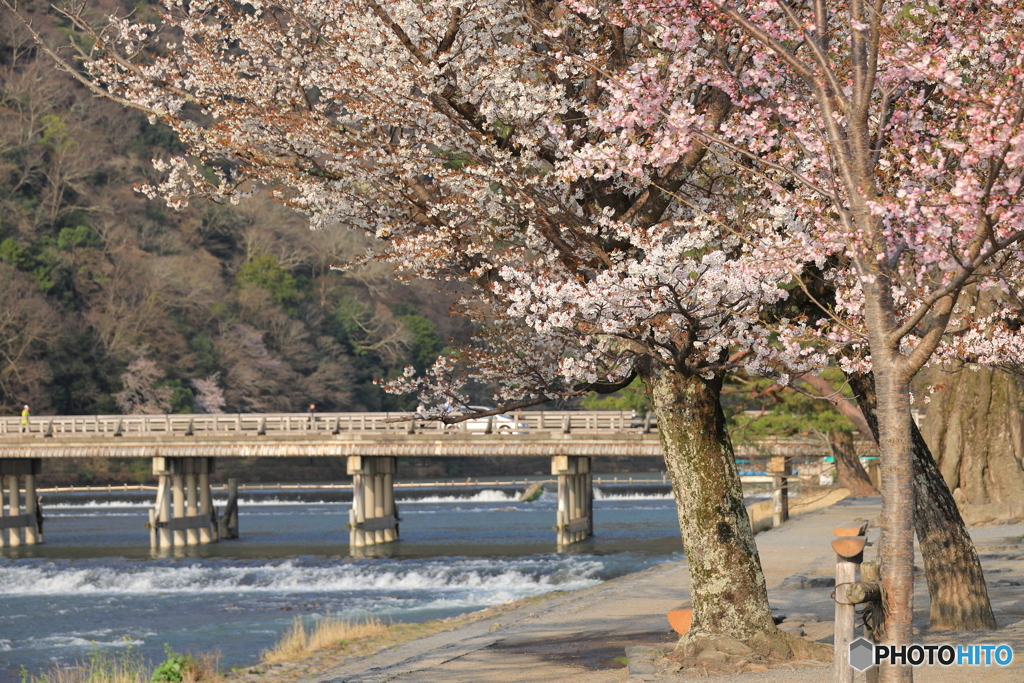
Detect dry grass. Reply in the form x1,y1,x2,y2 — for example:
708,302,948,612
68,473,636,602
24,650,148,683
180,651,220,683
262,617,309,664
23,645,222,683
261,615,390,663
308,615,389,652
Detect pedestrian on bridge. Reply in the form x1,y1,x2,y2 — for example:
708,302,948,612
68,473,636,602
20,404,29,434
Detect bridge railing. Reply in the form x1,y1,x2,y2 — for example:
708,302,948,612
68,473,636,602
0,410,655,439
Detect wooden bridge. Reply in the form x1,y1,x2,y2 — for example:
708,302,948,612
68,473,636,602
0,410,838,551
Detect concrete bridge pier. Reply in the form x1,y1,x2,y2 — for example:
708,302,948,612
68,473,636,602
0,459,42,546
199,468,213,544
347,456,398,547
552,455,592,546
219,478,238,540
152,457,217,549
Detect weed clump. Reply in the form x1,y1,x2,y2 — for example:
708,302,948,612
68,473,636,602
261,615,389,663
20,644,218,683
151,645,219,683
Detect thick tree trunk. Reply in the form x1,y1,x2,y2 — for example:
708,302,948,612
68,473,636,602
646,366,774,639
828,430,876,496
922,365,1024,525
847,372,996,631
643,364,829,661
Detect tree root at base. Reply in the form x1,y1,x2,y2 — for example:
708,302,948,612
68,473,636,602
665,628,833,675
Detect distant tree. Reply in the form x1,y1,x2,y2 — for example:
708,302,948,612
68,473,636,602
581,377,651,415
0,263,60,412
114,355,172,414
333,295,411,366
57,224,103,251
729,373,875,497
393,304,443,372
215,323,294,412
191,374,225,414
237,254,301,311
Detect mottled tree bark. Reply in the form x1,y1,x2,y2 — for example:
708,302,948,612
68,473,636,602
644,365,775,640
641,364,830,660
922,365,1024,526
828,429,876,497
847,372,996,631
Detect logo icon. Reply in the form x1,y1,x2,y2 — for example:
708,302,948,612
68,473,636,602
850,637,874,671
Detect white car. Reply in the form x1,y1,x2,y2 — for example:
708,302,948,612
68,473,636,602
460,406,529,434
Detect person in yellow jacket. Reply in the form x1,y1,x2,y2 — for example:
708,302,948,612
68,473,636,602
20,404,29,434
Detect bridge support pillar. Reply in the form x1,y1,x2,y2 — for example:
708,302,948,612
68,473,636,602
7,475,20,547
199,469,214,544
24,468,38,545
172,472,186,547
347,456,398,547
0,459,42,546
157,473,171,549
152,457,217,548
185,470,199,546
552,455,592,546
220,477,239,540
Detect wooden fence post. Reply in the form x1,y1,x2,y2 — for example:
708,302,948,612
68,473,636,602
832,522,868,683
771,456,790,527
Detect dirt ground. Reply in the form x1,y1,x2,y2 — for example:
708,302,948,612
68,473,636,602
236,496,1024,683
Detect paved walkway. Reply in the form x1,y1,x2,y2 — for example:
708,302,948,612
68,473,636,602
302,496,1024,683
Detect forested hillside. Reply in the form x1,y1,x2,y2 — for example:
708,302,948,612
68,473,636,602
0,7,467,417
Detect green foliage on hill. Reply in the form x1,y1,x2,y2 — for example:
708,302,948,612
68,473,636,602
0,15,467,417
237,254,301,311
393,302,445,371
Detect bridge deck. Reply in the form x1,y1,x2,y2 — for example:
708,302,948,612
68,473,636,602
0,411,849,459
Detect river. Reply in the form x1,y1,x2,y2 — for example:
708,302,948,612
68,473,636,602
0,482,686,681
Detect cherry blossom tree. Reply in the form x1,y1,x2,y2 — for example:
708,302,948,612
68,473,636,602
115,355,172,414
12,0,1024,672
0,0,843,660
191,373,226,413
571,1,1024,678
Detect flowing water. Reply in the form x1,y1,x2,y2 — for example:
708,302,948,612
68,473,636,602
0,483,685,681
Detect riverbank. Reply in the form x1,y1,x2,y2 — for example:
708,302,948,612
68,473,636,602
210,491,856,683
221,593,579,682
229,495,1024,683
